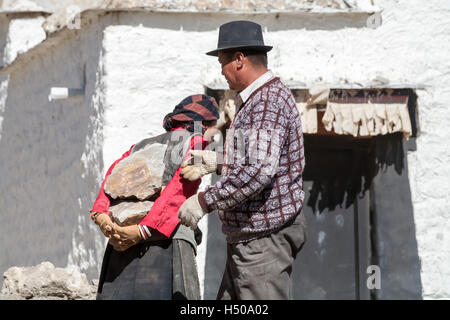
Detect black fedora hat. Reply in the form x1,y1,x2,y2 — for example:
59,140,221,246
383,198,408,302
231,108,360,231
206,20,272,56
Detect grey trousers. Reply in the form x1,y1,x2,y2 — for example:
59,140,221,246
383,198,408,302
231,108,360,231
217,212,306,300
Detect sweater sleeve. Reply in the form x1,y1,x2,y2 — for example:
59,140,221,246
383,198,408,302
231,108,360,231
199,100,289,213
90,145,135,215
139,135,209,238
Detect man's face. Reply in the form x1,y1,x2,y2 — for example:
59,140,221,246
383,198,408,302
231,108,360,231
218,51,241,91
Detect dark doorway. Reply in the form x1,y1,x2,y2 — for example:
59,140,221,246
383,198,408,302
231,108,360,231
292,135,373,299
292,133,422,299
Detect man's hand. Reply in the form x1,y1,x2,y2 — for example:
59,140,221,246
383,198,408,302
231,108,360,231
216,99,236,130
111,224,143,251
94,213,115,238
178,194,207,230
215,108,228,130
180,150,217,181
203,126,221,143
224,101,236,125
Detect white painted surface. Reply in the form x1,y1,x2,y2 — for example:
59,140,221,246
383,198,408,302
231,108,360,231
98,0,450,299
0,0,448,299
196,174,211,299
0,75,8,141
66,14,112,280
3,16,46,66
2,0,45,11
101,22,216,169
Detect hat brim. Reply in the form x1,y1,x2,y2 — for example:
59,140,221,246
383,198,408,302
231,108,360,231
206,45,273,56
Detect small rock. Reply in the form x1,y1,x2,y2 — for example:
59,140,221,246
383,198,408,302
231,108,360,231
1,262,97,300
109,200,154,226
104,143,167,200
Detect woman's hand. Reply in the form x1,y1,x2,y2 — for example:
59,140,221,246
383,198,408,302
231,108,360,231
94,213,115,238
110,225,143,251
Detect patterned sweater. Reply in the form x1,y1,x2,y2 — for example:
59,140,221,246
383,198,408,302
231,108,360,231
198,77,305,243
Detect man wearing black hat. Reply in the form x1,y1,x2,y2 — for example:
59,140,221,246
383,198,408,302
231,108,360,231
178,20,306,300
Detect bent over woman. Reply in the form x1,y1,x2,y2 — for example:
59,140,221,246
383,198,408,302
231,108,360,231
90,94,219,299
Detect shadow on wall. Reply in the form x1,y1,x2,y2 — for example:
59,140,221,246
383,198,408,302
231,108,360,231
203,173,227,300
0,21,106,285
304,136,374,213
370,133,423,299
0,15,9,67
304,133,408,214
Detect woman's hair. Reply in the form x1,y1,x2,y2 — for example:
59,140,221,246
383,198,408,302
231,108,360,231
168,119,217,132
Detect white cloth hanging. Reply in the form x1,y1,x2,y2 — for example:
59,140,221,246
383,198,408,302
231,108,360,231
297,102,318,134
322,100,412,140
296,84,331,134
306,84,330,106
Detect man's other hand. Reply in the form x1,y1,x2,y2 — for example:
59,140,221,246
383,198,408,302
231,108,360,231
178,194,206,230
180,150,217,181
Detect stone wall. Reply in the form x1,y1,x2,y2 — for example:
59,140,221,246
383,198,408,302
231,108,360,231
0,11,110,285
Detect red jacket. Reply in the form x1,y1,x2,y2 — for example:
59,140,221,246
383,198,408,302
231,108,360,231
90,128,209,238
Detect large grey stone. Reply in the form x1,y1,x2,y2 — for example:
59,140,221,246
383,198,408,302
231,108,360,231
0,262,97,300
104,143,167,200
109,200,154,226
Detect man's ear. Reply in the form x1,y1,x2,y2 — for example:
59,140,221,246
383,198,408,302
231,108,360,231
234,51,245,69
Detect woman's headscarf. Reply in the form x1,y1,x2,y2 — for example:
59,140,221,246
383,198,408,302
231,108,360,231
163,94,219,133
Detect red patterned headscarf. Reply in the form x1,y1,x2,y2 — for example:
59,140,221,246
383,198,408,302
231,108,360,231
163,94,219,133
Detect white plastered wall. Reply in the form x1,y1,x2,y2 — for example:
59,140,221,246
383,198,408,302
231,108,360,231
100,0,450,299
1,0,447,299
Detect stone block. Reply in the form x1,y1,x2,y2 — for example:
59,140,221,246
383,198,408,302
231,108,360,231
104,143,167,200
0,262,97,300
109,200,154,226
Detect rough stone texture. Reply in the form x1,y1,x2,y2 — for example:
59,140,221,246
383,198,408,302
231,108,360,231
109,200,154,226
96,0,360,11
104,143,167,200
0,262,97,300
2,0,374,13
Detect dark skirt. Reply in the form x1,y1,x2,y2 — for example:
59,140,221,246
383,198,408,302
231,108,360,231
96,238,200,300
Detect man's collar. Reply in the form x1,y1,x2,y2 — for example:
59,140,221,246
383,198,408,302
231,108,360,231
234,70,275,108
